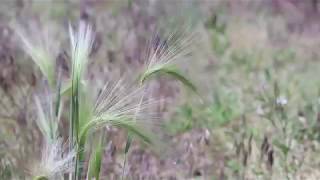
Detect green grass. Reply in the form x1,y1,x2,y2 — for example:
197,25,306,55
15,20,197,180
2,1,320,179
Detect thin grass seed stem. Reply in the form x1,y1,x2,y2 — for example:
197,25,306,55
74,80,82,180
121,151,128,180
121,87,146,180
71,38,78,180
91,130,107,180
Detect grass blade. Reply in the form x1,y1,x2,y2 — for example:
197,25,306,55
140,65,197,93
87,131,105,180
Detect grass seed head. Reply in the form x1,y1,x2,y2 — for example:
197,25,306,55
15,22,60,88
31,139,75,180
69,21,94,82
34,92,60,144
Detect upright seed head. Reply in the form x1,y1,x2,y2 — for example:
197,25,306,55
15,22,60,88
69,21,94,82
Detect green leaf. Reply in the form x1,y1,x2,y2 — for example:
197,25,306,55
61,80,89,97
227,160,241,173
88,131,105,180
88,148,102,180
55,80,62,117
79,116,154,149
140,65,197,93
125,134,133,154
273,139,290,155
33,176,49,180
61,80,72,97
114,119,153,145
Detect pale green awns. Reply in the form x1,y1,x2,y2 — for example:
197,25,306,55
140,28,198,93
15,23,60,88
69,21,94,82
78,78,160,145
146,28,195,70
31,139,75,180
34,93,62,144
94,78,157,121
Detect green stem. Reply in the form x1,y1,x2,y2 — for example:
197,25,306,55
71,76,80,180
121,85,145,179
96,130,106,180
76,139,86,180
121,134,132,180
121,152,128,180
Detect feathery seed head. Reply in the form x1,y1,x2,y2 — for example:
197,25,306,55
76,76,161,149
139,28,198,91
34,92,61,144
31,139,75,180
16,22,59,87
145,27,195,70
93,78,159,125
69,21,94,81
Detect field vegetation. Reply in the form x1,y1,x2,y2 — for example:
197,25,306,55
1,0,320,179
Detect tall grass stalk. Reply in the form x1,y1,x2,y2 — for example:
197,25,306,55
68,22,94,180
120,29,198,179
17,20,197,180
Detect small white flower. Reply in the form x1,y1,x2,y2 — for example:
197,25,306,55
205,129,210,139
276,96,288,106
256,105,264,115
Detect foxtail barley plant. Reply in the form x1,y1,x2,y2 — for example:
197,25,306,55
17,21,197,180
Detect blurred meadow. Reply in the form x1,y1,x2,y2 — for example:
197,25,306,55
2,0,320,179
